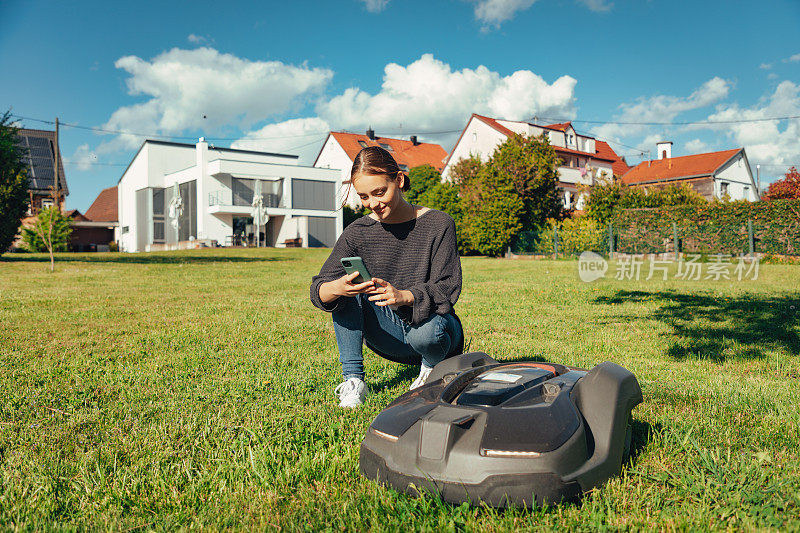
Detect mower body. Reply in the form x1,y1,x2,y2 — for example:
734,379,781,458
359,352,643,507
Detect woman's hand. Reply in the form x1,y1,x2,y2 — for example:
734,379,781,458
319,271,376,303
368,278,414,307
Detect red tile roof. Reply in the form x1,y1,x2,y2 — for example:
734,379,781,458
326,132,448,171
473,114,518,137
622,149,741,185
596,141,630,176
472,114,626,170
85,186,118,222
545,122,572,132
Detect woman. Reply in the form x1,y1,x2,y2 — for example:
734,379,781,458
310,146,464,408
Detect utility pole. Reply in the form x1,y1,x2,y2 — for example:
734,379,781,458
756,164,761,198
53,117,60,211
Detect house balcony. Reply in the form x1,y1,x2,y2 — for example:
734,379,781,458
557,166,594,186
208,188,285,215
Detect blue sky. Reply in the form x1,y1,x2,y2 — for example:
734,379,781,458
2,0,799,211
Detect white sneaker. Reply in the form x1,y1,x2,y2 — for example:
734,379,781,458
334,377,368,408
409,364,433,390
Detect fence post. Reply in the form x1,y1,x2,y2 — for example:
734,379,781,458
554,225,559,258
748,219,755,256
607,222,614,257
672,222,679,258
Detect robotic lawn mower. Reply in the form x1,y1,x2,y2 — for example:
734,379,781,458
359,352,642,507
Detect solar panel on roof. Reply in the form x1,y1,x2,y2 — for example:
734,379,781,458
14,132,68,195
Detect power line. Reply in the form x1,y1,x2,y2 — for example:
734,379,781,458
534,114,800,126
12,113,461,141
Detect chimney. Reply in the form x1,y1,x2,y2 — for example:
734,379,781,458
410,135,419,146
656,141,672,160
367,127,375,140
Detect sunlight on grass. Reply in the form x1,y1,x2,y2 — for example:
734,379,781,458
1,249,798,530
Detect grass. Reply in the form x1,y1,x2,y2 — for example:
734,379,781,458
1,248,799,531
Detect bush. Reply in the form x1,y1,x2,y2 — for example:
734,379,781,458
21,207,72,252
513,217,607,255
612,199,800,255
585,177,705,224
342,204,370,228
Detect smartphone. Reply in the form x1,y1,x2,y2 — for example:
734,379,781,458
341,256,372,285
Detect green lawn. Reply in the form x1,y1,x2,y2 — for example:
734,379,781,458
1,248,798,531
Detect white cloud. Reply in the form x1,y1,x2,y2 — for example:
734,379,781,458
684,138,708,153
103,47,332,149
472,0,537,29
232,117,330,164
577,0,612,12
359,0,389,12
317,53,576,142
759,62,772,70
784,53,800,63
230,54,576,165
187,34,206,44
593,77,732,142
70,144,98,171
706,81,800,169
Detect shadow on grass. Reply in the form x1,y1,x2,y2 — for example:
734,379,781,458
629,419,659,466
1,252,293,264
372,365,418,390
595,290,800,362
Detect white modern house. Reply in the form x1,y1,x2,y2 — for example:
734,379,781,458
118,139,342,252
442,114,630,210
621,143,759,201
314,129,448,207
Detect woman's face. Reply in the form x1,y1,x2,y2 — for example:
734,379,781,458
353,172,404,221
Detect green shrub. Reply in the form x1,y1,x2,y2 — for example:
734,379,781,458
514,217,606,255
612,200,800,255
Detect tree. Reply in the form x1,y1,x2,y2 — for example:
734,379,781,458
482,133,564,232
763,167,800,200
449,134,563,256
405,164,442,204
0,110,30,254
21,206,72,269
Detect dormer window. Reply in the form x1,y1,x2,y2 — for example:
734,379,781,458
358,140,368,148
379,143,393,152
399,164,409,172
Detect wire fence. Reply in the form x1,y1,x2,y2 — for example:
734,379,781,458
510,219,800,258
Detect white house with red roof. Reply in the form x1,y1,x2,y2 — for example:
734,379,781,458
621,142,759,201
442,114,629,210
313,129,448,207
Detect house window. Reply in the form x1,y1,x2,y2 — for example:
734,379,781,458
41,198,54,209
720,182,729,196
122,226,129,234
472,132,477,143
379,143,393,152
743,186,750,198
358,140,367,148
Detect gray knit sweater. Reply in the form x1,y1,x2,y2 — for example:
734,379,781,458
309,209,462,325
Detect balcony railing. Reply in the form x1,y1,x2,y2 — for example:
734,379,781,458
209,184,284,208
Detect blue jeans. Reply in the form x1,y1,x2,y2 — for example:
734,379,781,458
332,293,463,380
